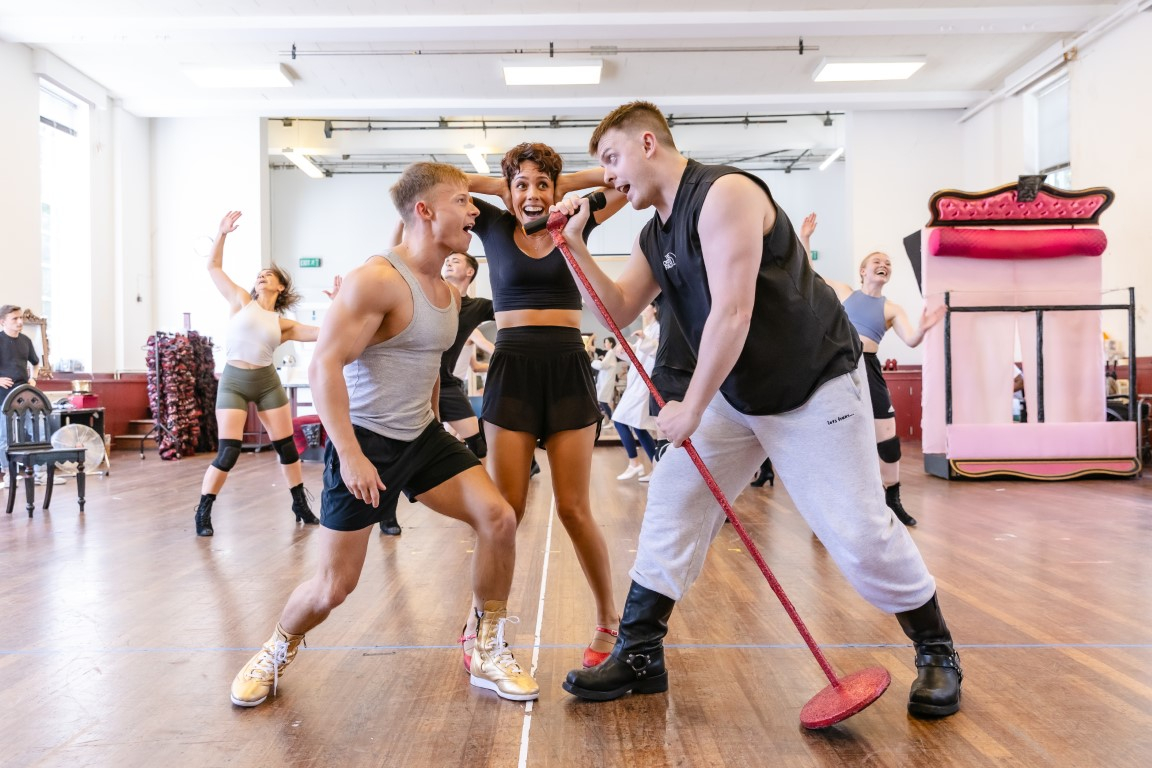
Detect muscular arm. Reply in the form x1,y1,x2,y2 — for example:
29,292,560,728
309,262,400,505
664,174,768,445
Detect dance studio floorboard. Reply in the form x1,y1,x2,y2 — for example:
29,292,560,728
2,444,1150,767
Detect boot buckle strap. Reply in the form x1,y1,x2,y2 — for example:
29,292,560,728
624,652,652,677
915,651,961,672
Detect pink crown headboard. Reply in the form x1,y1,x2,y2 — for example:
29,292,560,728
927,183,1114,227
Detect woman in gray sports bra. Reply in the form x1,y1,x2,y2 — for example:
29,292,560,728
802,213,944,527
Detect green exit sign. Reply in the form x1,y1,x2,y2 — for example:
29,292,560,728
299,257,322,268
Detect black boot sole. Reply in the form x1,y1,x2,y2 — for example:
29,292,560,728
908,698,960,718
562,672,668,701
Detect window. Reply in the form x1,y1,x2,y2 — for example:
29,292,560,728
39,79,92,372
1034,77,1071,189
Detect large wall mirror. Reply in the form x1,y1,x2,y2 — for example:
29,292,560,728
21,309,52,380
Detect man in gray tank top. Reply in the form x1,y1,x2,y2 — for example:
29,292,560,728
553,102,962,723
229,162,538,708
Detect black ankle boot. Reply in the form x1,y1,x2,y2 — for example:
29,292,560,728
563,581,676,701
885,483,917,526
379,515,401,535
750,456,775,487
896,593,962,718
195,494,216,537
290,484,320,525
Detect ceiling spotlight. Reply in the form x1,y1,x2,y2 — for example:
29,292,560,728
281,148,326,179
823,111,833,127
502,59,602,86
813,57,926,82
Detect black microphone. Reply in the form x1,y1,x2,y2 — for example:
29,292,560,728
523,191,607,235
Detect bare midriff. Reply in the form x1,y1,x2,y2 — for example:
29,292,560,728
495,308,582,330
226,360,265,370
859,337,880,354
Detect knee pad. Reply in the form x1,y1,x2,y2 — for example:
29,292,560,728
211,439,242,472
464,432,487,459
877,436,902,463
273,435,300,465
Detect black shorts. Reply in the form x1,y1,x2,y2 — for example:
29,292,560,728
320,421,480,532
481,326,601,440
438,376,476,423
863,353,895,420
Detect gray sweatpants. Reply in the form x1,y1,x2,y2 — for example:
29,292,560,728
632,359,936,615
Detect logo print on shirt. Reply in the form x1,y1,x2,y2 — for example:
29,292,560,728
663,252,677,270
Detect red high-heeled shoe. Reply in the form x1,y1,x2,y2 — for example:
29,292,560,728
582,625,620,668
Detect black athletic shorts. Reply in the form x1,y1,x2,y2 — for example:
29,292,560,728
863,353,895,420
481,326,601,440
320,421,480,531
438,376,477,423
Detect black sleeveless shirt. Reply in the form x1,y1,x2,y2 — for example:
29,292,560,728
637,161,860,415
440,295,494,386
471,197,598,312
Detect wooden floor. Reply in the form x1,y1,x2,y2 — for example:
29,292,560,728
2,443,1151,767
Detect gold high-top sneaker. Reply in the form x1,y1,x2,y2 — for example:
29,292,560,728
230,623,306,707
469,600,539,701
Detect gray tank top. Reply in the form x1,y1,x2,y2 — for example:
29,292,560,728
345,251,458,441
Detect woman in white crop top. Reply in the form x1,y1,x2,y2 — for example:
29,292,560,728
194,211,339,538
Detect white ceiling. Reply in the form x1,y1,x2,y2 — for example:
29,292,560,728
0,1,1126,172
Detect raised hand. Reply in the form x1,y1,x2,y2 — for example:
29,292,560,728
322,275,343,300
218,211,242,238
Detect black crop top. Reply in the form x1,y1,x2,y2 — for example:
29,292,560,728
471,196,598,312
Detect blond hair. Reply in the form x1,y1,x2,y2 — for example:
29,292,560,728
389,162,469,224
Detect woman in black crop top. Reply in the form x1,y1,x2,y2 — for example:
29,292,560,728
461,142,628,671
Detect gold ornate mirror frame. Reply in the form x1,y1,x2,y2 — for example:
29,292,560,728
20,309,51,380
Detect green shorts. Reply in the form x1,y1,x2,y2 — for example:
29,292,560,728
216,363,290,412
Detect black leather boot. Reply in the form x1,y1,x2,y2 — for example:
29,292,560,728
750,456,775,487
290,484,320,525
885,483,917,526
379,515,401,535
563,581,676,701
195,494,215,537
896,593,962,717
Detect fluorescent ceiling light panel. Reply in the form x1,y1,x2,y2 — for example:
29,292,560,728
819,147,845,171
813,58,926,82
464,146,491,175
502,59,602,86
184,64,292,88
282,149,325,179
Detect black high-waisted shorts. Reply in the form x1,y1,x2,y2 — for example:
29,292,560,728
481,326,601,440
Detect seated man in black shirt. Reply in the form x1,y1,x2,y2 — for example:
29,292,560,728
0,304,41,488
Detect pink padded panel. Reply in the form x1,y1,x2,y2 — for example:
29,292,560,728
946,423,1137,460
933,189,1110,223
928,228,1107,259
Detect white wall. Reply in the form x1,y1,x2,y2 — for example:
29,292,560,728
152,117,266,367
1068,12,1152,354
846,109,966,364
268,162,849,340
111,105,154,371
0,43,43,314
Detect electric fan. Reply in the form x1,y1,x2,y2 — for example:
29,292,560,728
51,424,110,475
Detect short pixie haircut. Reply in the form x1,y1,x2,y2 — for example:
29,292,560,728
501,143,564,189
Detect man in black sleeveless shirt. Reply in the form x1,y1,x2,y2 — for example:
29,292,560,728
553,102,961,721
